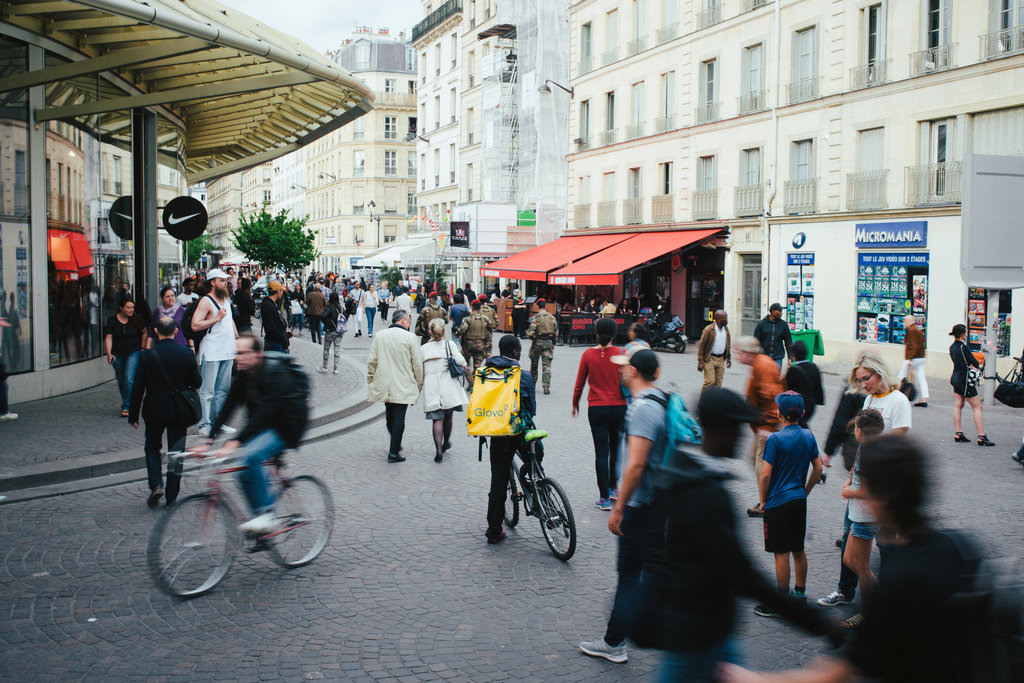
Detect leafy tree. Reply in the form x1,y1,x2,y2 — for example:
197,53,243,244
183,234,213,267
380,265,403,288
425,263,447,291
230,208,319,271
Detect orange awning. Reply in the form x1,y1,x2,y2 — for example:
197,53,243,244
48,229,95,278
547,229,721,286
479,234,633,281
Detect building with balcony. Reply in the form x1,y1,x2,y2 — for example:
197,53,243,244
566,0,1024,371
305,28,418,273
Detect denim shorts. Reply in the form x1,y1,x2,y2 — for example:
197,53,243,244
844,513,879,541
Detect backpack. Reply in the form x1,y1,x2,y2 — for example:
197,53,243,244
467,365,528,437
646,391,703,465
264,352,310,405
182,295,218,345
333,307,348,334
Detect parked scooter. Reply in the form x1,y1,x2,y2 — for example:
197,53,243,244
647,307,687,353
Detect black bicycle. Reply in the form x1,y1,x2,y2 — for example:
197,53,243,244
147,446,333,599
502,429,577,561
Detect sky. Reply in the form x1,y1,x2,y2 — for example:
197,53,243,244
218,0,424,53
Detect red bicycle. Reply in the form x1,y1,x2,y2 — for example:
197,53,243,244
147,446,334,599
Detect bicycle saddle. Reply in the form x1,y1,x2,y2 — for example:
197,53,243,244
524,429,548,442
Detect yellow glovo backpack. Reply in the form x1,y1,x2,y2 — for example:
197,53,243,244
466,365,527,436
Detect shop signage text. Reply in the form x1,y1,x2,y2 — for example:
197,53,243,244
787,253,814,266
855,221,927,248
480,268,500,278
550,275,576,285
450,221,469,248
857,252,930,267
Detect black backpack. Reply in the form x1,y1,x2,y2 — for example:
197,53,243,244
182,295,218,345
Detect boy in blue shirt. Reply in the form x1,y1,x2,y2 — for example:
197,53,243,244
755,391,822,617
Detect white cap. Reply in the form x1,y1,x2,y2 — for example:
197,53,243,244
206,268,228,280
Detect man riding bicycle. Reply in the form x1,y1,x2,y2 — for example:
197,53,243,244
206,333,309,533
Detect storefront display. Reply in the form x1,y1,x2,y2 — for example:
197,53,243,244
786,253,815,331
967,287,1012,356
855,252,928,344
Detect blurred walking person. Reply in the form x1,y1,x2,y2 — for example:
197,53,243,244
732,336,784,518
898,315,929,407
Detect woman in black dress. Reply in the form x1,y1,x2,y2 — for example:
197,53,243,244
949,324,994,446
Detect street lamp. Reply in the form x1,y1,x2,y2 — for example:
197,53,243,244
367,200,382,248
538,79,574,98
403,132,430,143
318,172,337,183
291,183,306,190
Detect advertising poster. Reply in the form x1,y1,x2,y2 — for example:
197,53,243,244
786,253,815,330
855,253,928,344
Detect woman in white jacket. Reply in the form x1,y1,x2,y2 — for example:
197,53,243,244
421,318,468,462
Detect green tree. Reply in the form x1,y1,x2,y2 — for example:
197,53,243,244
425,263,447,291
230,208,319,271
183,234,213,267
380,265,403,288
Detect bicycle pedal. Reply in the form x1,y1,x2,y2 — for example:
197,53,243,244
247,538,271,553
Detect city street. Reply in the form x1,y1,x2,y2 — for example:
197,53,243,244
2,330,1023,681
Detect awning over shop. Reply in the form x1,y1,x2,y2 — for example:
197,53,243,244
479,234,633,281
48,229,95,278
361,236,436,268
547,229,721,285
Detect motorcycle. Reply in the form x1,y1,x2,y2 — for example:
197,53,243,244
648,308,687,353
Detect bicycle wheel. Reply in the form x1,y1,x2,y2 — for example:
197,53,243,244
147,493,235,598
504,469,520,528
535,478,577,561
265,475,334,568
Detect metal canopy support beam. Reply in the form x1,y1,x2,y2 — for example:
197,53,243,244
132,108,158,306
0,38,211,93
35,71,317,121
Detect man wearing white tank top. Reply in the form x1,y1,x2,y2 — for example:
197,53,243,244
191,269,238,436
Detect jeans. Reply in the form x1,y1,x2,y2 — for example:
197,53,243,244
365,308,376,335
0,377,8,413
198,358,233,429
836,506,859,599
659,639,742,683
144,418,187,500
291,313,304,332
322,332,342,370
265,341,286,353
384,402,408,455
605,504,665,646
486,436,518,540
111,350,140,412
307,314,322,344
238,429,285,516
588,404,626,499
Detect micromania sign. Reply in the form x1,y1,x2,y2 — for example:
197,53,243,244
855,221,927,248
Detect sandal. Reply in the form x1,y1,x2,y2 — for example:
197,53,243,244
954,432,969,443
977,435,995,447
121,409,129,418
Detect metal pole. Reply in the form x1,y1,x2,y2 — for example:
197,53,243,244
132,108,157,304
983,288,1000,404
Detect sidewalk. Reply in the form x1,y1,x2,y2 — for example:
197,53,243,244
0,328,377,495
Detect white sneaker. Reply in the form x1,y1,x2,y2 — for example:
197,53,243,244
198,425,211,437
579,638,627,663
0,412,18,421
317,366,329,373
333,369,340,375
238,512,280,534
220,424,237,434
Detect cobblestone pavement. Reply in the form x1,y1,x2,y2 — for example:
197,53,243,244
2,328,362,469
1,336,1022,680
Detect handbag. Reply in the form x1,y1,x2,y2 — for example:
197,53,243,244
444,340,465,381
289,299,301,316
994,376,1024,408
962,345,982,388
151,348,202,426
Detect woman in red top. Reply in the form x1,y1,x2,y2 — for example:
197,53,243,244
573,317,627,511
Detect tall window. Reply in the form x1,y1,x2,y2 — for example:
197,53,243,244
579,99,591,139
627,167,642,198
858,128,885,171
603,172,616,200
356,43,370,69
465,108,475,143
605,91,616,130
659,71,675,118
407,191,417,215
741,43,764,111
698,155,716,190
384,116,397,139
926,119,953,164
1000,0,1024,28
662,0,677,24
864,4,884,63
385,79,396,92
579,176,591,204
434,95,440,128
466,163,474,201
740,148,761,186
926,0,951,48
606,10,619,60
631,81,645,127
580,22,593,68
449,88,457,123
353,150,365,176
408,151,417,176
790,26,818,102
791,140,814,180
632,0,646,39
451,33,458,68
449,143,456,183
467,50,476,86
433,148,440,186
659,162,672,194
698,58,717,122
434,43,441,75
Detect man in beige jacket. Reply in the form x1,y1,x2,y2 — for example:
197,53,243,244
696,310,731,394
367,309,423,462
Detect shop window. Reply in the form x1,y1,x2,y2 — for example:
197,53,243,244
855,253,929,344
967,288,1013,357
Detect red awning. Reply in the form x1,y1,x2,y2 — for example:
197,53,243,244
69,232,95,277
48,229,95,278
479,234,633,281
546,229,721,285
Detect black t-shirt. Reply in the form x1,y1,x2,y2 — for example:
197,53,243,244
845,531,966,682
105,314,144,356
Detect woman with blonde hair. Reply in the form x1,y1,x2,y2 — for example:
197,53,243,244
848,353,911,435
421,317,468,463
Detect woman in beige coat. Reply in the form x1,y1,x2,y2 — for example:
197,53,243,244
421,318,468,462
366,310,423,462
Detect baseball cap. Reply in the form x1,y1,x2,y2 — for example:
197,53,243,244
611,347,659,379
267,280,285,293
769,302,784,312
697,388,762,429
206,268,228,280
775,390,805,420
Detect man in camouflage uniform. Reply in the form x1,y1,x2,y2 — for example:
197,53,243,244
526,298,558,395
456,300,493,389
414,291,448,345
478,294,499,353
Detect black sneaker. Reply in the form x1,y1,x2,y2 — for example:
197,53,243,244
753,604,779,618
817,590,854,607
387,453,406,463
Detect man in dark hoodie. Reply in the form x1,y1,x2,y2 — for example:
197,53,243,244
482,334,536,545
626,387,838,680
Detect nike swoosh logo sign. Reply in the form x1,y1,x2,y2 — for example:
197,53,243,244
115,212,132,221
167,212,201,225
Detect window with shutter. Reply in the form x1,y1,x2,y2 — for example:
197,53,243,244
858,128,885,171
973,106,1024,156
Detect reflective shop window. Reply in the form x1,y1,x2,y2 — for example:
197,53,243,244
0,37,33,374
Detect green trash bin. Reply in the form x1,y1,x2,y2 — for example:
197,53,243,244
791,329,825,362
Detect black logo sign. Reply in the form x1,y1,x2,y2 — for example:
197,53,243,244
450,221,469,249
792,231,807,249
162,195,208,241
108,196,133,240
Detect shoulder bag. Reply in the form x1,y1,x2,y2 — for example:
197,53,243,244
444,340,465,383
961,344,982,388
151,348,202,426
